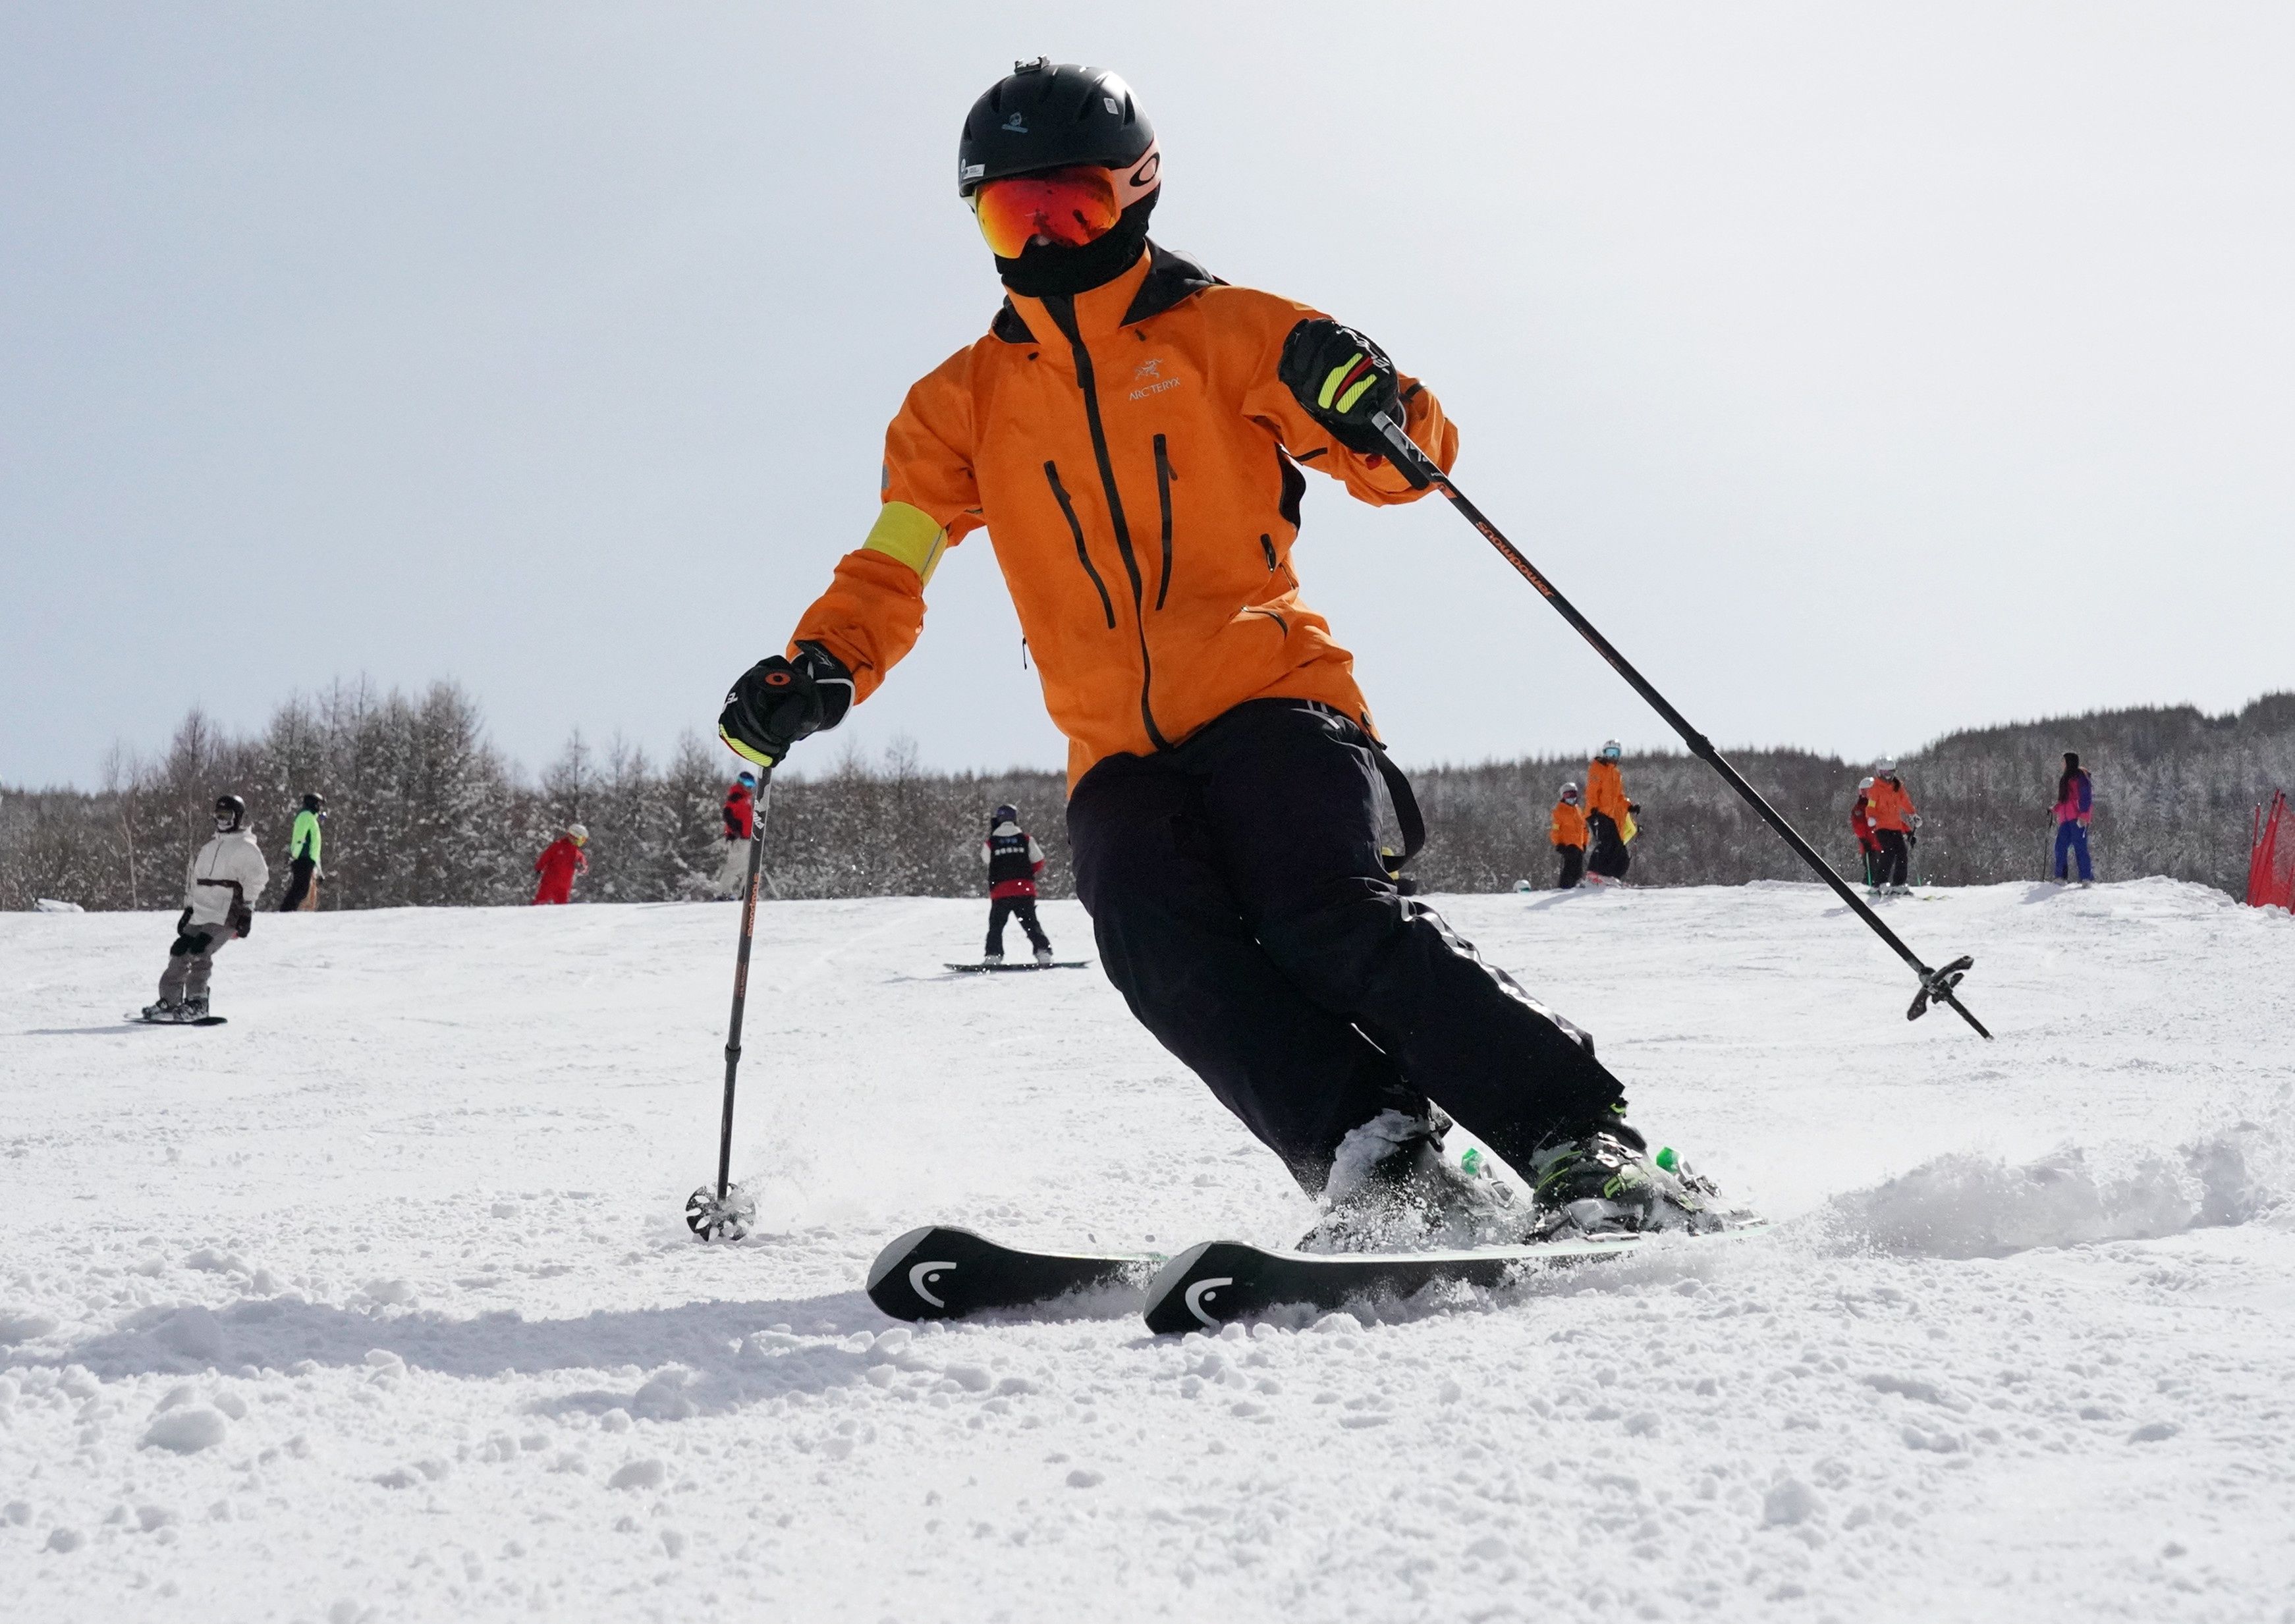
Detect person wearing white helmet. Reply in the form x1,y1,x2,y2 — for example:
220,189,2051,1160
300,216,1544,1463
1550,782,1588,889
1583,741,1638,882
1850,775,1883,894
532,823,590,906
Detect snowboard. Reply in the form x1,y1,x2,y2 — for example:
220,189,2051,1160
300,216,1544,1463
126,1012,228,1027
1141,1221,1768,1335
943,961,1092,973
865,1225,1158,1321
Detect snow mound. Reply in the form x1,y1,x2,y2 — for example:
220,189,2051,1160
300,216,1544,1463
1819,1102,2291,1258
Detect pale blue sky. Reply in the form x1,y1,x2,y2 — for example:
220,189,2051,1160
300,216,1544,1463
4,3,2290,787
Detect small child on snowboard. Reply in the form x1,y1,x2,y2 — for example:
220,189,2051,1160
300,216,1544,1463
1850,776,1883,894
142,794,268,1022
982,803,1054,965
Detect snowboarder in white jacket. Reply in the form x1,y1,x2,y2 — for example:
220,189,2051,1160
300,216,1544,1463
142,795,269,1021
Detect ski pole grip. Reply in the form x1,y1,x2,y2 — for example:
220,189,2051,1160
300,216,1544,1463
1369,410,1435,490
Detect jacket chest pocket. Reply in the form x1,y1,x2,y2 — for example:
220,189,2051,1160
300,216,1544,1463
1043,460,1116,630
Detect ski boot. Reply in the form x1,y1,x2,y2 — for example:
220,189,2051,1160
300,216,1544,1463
1034,946,1054,967
180,994,210,1021
1525,1113,1725,1237
139,996,185,1023
1298,1108,1522,1253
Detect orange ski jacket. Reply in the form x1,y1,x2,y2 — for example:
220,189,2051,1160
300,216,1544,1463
1584,759,1631,823
1550,799,1587,849
788,244,1458,787
1867,776,1918,833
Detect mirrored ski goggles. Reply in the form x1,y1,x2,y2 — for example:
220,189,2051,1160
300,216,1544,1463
968,145,1160,258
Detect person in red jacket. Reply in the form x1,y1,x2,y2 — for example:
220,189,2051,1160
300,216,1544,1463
532,824,589,906
1850,776,1883,893
717,771,758,896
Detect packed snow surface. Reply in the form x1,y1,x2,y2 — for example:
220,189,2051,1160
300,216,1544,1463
4,879,2294,1622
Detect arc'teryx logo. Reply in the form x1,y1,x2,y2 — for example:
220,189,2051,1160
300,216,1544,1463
1129,358,1180,402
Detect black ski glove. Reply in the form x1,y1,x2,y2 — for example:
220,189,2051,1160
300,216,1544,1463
719,641,854,770
1277,318,1427,486
175,907,193,935
230,901,254,939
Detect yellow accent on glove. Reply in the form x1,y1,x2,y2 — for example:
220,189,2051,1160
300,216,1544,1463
862,500,949,585
1316,353,1364,412
718,725,778,770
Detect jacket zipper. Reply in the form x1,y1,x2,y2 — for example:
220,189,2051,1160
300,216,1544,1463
1043,461,1115,630
1153,434,1175,610
1044,295,1171,751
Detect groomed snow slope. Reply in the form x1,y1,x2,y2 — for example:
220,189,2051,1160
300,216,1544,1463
4,880,2293,1623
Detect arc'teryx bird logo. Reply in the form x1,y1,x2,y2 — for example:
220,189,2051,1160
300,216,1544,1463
1129,358,1180,402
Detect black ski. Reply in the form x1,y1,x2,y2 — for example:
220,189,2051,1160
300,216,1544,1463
1141,1222,1768,1334
865,1225,1157,1321
126,1012,228,1027
943,961,1092,973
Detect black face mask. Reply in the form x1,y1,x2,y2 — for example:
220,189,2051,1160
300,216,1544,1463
996,192,1157,298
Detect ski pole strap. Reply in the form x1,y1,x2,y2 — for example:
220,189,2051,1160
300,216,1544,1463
1375,749,1427,861
1303,700,1425,859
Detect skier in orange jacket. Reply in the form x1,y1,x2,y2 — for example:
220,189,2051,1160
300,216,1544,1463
1866,763,1919,894
1550,784,1588,890
712,61,1719,1242
1582,742,1638,882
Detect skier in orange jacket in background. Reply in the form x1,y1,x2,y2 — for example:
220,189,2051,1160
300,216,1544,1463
1550,784,1588,890
1582,742,1638,882
1866,763,1918,894
709,60,1723,1243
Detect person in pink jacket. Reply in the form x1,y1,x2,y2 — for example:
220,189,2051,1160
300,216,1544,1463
2053,753,2094,883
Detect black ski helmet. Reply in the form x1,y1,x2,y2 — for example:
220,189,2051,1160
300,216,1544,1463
301,790,325,812
214,794,246,831
958,59,1157,199
993,803,1019,825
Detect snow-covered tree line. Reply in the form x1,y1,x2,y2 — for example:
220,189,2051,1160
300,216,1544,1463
0,682,1075,911
4,688,2290,910
1403,693,2295,896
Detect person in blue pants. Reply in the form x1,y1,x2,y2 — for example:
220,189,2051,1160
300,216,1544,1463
2052,752,2094,882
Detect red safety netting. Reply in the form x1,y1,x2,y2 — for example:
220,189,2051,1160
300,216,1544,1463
2248,790,2294,911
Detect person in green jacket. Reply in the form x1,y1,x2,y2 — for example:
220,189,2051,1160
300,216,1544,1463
279,791,326,911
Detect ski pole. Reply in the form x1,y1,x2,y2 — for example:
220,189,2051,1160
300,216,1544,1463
1371,411,1990,1038
686,769,773,1239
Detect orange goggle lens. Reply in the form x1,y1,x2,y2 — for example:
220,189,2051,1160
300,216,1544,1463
970,167,1121,259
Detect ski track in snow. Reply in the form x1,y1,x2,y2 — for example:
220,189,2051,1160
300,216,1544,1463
3,879,2293,1621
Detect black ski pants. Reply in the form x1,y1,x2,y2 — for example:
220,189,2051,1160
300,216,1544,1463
1068,699,1624,1194
278,857,316,912
1586,813,1631,879
1555,844,1585,890
1874,828,1909,887
985,896,1051,958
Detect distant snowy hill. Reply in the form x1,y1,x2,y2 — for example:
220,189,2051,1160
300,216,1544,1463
3,882,2290,1619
